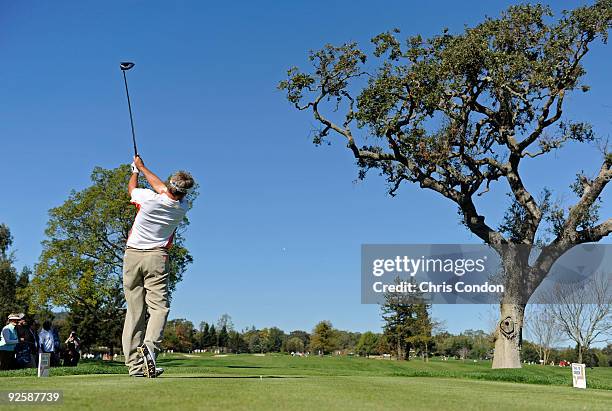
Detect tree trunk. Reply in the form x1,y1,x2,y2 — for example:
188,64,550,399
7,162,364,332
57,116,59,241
492,303,524,369
577,344,583,364
537,345,543,364
491,246,530,369
396,336,402,360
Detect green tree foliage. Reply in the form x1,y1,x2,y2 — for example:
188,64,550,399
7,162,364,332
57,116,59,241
432,329,494,360
162,319,196,352
243,327,265,353
433,331,454,357
335,330,361,354
15,266,31,314
381,293,413,360
0,224,30,321
197,321,219,349
356,332,380,357
309,321,338,354
463,329,493,360
215,314,234,349
285,336,305,353
208,325,218,348
406,303,435,360
0,224,12,258
601,344,612,366
218,325,229,349
288,330,310,349
68,288,124,353
376,334,392,355
197,322,210,349
381,280,433,360
227,330,248,353
521,341,541,363
0,223,17,321
554,346,579,364
28,165,196,349
265,327,286,352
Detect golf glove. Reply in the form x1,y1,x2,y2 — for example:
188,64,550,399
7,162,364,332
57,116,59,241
131,162,139,174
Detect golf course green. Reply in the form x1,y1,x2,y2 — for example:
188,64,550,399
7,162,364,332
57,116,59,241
1,353,610,410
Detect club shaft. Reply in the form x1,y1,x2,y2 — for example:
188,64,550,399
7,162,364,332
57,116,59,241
122,70,138,156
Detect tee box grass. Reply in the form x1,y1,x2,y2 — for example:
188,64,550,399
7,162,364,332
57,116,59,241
0,353,610,410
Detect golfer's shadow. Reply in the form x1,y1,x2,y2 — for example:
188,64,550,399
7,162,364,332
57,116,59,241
225,365,263,369
161,375,305,379
157,361,270,370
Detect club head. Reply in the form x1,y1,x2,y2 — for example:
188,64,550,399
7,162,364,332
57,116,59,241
120,62,135,71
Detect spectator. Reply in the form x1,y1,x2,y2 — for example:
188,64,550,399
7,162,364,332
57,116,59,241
29,321,40,366
39,321,57,366
0,313,22,370
63,331,80,366
15,316,35,368
52,327,61,365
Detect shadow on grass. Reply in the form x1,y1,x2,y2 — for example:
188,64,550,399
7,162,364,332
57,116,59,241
161,375,305,379
225,365,263,369
157,359,270,370
157,359,201,367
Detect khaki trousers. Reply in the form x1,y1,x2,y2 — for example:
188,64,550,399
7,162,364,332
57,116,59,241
122,247,170,374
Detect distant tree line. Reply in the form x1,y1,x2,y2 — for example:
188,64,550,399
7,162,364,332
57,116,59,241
160,316,359,356
159,314,612,367
521,341,612,368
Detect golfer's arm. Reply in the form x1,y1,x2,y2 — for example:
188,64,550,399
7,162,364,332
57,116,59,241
128,172,139,195
139,166,167,194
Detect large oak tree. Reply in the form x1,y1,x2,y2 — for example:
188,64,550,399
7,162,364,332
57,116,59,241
280,2,611,367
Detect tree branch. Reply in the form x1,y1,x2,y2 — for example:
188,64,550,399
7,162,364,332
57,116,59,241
564,157,611,239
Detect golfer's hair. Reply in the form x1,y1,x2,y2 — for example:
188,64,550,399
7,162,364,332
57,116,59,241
167,171,195,197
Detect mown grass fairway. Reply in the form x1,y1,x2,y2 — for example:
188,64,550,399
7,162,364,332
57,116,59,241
1,354,610,410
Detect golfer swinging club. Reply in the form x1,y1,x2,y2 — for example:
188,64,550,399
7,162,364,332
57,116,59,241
122,155,194,378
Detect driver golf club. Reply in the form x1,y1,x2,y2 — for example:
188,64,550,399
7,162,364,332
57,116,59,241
120,61,138,157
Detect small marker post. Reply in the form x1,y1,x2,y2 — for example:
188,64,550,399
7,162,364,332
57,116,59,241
38,353,51,377
571,363,586,389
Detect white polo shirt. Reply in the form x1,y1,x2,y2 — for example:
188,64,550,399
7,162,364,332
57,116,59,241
127,188,188,249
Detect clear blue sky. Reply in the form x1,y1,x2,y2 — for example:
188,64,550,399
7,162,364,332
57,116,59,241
1,0,610,336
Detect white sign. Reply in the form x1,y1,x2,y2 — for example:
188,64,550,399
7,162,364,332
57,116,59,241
38,353,51,378
571,363,586,389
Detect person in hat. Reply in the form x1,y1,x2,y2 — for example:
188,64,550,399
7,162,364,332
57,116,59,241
0,313,23,370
